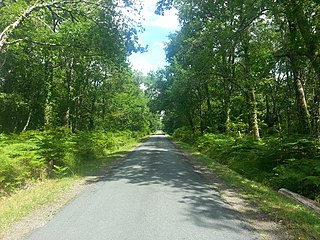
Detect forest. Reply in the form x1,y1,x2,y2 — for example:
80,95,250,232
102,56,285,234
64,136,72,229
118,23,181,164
0,0,159,194
148,0,320,202
1,0,320,207
0,1,320,238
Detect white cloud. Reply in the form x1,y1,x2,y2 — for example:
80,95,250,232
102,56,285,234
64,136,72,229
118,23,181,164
127,0,179,74
141,0,179,30
120,0,179,30
129,54,158,75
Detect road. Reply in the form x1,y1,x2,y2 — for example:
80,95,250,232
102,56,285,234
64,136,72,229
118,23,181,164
25,133,262,240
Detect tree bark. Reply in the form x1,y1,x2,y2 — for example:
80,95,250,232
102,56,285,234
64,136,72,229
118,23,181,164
248,90,260,139
279,188,320,214
186,111,195,134
0,1,42,51
223,80,232,134
65,58,74,130
289,0,320,138
290,57,311,134
0,0,86,52
22,110,32,132
285,5,311,134
44,61,54,127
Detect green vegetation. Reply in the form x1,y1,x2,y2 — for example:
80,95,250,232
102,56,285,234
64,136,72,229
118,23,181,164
0,178,75,233
151,0,320,139
173,131,320,202
0,2,158,233
0,135,143,235
1,0,320,238
0,0,159,195
0,129,146,195
174,137,320,240
147,2,320,234
0,0,155,134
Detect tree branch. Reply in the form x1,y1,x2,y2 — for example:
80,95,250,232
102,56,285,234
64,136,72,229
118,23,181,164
0,0,102,52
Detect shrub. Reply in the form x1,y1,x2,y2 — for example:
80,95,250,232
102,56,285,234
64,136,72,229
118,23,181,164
172,127,195,143
0,129,145,196
173,131,320,202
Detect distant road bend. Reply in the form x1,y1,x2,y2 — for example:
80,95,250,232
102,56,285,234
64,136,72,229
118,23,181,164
25,133,262,240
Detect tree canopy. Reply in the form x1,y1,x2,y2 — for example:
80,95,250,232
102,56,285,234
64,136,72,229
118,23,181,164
150,0,320,139
0,0,157,133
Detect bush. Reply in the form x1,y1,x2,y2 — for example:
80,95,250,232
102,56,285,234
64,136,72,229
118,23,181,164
273,158,320,201
0,129,144,196
172,127,195,143
173,132,320,202
0,132,46,194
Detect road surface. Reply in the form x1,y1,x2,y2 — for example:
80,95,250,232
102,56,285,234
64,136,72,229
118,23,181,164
25,133,262,240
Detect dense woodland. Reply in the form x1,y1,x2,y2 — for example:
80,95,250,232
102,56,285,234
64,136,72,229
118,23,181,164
0,0,159,194
148,0,320,201
152,0,320,138
0,0,155,133
1,0,320,203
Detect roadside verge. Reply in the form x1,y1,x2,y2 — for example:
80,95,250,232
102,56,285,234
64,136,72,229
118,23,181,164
170,139,320,240
0,138,145,240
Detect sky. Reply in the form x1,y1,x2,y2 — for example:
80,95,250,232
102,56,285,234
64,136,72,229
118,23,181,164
128,0,180,75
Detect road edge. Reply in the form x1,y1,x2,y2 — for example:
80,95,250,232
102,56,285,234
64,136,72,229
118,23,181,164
169,137,294,240
2,138,148,240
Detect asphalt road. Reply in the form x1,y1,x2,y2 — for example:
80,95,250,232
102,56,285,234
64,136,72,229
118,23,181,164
25,133,262,240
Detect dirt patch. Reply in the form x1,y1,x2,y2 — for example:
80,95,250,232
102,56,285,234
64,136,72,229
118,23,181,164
173,141,294,240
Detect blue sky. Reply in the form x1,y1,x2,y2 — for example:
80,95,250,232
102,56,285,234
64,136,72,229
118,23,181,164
128,0,180,75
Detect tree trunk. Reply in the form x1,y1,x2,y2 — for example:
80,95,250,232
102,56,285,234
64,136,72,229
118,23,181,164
44,61,54,127
290,57,311,134
186,112,195,134
285,6,311,134
223,81,232,134
65,59,74,130
248,90,260,139
313,89,320,140
225,106,231,134
22,110,32,132
89,95,96,130
288,0,320,137
0,1,42,51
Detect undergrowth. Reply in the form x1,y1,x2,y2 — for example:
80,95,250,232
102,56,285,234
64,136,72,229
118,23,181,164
0,128,146,196
172,131,320,239
173,129,320,202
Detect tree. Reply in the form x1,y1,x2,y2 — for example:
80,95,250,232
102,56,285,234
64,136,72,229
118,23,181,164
150,0,320,140
0,0,154,133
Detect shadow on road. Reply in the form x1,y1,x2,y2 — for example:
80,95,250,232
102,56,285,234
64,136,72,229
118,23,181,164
84,134,255,235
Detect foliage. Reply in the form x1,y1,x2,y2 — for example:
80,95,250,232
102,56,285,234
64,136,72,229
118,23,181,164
172,127,195,143
173,133,320,202
149,0,320,139
0,129,144,195
180,142,320,240
0,0,158,195
0,0,152,133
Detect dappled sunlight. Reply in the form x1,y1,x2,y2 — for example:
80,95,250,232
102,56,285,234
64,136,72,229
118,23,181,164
83,134,263,239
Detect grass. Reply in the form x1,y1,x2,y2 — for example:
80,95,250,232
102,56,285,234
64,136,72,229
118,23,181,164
175,140,320,240
0,178,75,233
0,133,145,237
